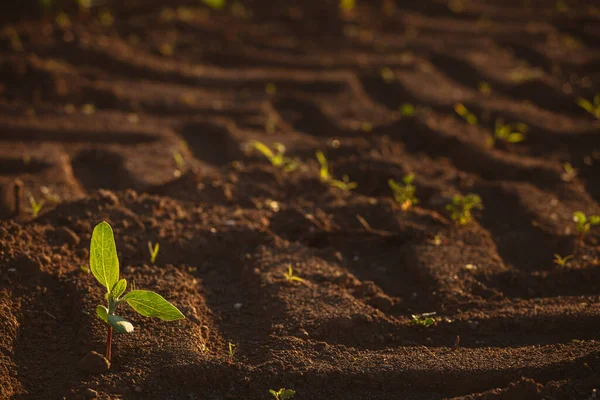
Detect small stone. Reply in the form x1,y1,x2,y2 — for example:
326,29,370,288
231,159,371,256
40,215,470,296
84,388,98,398
370,294,394,312
78,351,110,374
56,226,80,245
234,303,243,310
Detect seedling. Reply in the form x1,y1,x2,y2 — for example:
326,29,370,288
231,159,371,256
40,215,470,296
340,0,356,12
553,254,573,267
203,0,226,9
399,103,416,117
478,81,491,95
454,103,478,125
380,67,394,83
446,193,483,225
573,211,600,240
28,192,44,217
227,342,236,362
407,314,435,328
561,162,578,182
576,95,600,119
284,265,304,283
173,140,188,172
89,222,184,361
488,119,527,147
148,241,160,264
269,388,296,400
247,141,299,172
388,174,419,211
316,151,358,191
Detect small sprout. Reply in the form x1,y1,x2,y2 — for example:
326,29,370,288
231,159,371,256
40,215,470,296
265,83,277,95
339,0,356,12
316,151,358,191
159,43,175,57
98,10,114,26
407,314,435,328
446,193,483,225
148,241,160,264
247,141,299,172
360,122,372,132
561,162,578,182
55,12,71,29
553,254,573,267
227,342,236,362
573,211,600,240
81,265,90,273
489,119,527,147
203,0,226,9
173,141,188,173
40,185,60,204
454,103,478,125
28,192,44,217
269,388,296,400
576,95,600,119
89,222,184,361
284,265,304,283
478,81,491,95
388,174,419,211
380,67,394,83
399,103,416,117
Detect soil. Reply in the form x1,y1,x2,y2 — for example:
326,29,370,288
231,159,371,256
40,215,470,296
1,1,600,399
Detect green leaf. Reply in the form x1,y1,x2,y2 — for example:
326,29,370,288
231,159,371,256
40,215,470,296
122,290,185,321
577,98,593,113
573,211,586,224
108,314,134,333
281,389,296,400
589,216,600,225
90,221,120,293
111,279,127,299
96,305,108,323
507,133,525,143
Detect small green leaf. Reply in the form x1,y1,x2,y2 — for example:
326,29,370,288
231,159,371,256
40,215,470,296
90,221,120,293
122,290,185,321
96,305,108,323
590,216,600,225
281,389,296,400
108,314,134,333
573,211,586,224
577,98,593,113
111,279,127,299
507,133,525,143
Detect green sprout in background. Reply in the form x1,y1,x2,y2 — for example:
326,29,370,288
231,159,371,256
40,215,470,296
247,141,299,172
407,314,435,328
399,103,416,117
269,388,296,400
228,342,236,363
203,0,226,10
446,193,483,225
553,254,573,267
284,265,304,283
340,0,356,12
576,95,600,119
388,174,419,211
90,222,184,361
573,211,600,241
316,151,358,191
28,192,44,217
488,119,527,147
148,241,160,264
454,103,478,125
561,162,578,182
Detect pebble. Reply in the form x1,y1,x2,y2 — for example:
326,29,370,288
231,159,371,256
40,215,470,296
78,351,110,374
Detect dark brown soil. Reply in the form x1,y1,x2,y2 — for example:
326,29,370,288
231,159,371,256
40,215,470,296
1,1,600,399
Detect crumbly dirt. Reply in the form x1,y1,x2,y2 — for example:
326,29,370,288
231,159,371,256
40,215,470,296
1,1,600,399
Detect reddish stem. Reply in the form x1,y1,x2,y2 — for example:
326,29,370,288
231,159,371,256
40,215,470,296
106,326,113,361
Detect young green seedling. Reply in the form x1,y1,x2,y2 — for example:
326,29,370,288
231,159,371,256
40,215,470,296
89,221,184,361
148,241,160,264
203,0,226,10
339,0,356,12
248,141,299,172
407,314,435,328
553,254,573,267
28,192,44,217
399,103,416,117
316,151,358,191
284,265,304,283
388,173,419,211
227,342,236,363
269,388,296,400
172,140,188,172
573,211,600,241
576,94,600,119
561,162,578,182
488,119,527,147
454,103,478,125
446,193,483,225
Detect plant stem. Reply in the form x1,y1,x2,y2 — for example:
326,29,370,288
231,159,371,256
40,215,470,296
106,326,113,361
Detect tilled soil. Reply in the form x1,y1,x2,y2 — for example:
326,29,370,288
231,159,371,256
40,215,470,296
1,1,600,399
